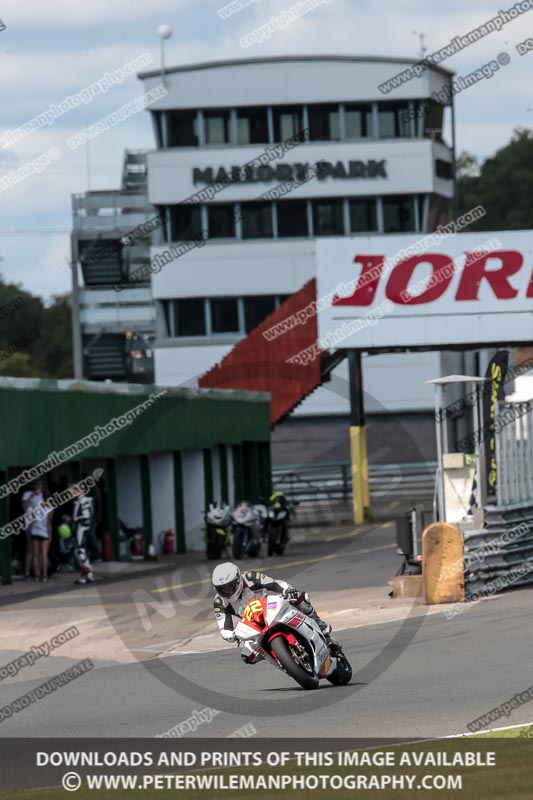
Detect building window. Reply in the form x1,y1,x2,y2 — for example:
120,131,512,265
344,104,373,138
244,295,277,333
308,104,340,141
152,111,164,148
208,204,236,238
237,107,269,144
349,198,378,233
241,202,273,239
435,159,453,180
378,103,411,138
166,110,199,147
210,298,239,333
276,200,309,237
175,298,206,337
383,195,416,232
168,205,202,241
424,102,445,140
272,106,304,141
312,199,344,236
204,110,231,144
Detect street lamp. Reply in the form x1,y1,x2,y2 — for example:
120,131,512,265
158,24,173,88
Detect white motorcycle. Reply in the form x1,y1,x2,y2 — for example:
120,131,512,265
234,595,352,690
231,502,261,559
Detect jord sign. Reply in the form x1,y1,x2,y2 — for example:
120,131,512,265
316,231,533,349
192,160,387,185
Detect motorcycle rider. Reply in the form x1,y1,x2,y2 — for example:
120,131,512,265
268,490,291,545
212,562,333,664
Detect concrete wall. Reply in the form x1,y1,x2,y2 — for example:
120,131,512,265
116,455,143,528
149,452,175,552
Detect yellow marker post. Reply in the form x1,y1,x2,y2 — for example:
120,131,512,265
348,350,369,525
350,426,365,524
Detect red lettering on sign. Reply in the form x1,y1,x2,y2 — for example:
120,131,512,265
527,268,533,298
385,255,454,304
455,250,522,300
332,256,384,306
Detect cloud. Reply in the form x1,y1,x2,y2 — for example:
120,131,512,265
1,0,193,27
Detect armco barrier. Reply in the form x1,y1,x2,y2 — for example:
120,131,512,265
463,400,533,598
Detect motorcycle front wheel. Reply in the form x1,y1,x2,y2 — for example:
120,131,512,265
232,527,245,560
326,652,352,686
270,636,319,690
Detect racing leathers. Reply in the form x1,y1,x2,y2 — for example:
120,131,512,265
213,570,331,664
72,493,95,583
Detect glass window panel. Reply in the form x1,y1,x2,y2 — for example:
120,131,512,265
210,298,239,333
272,106,303,141
204,110,231,144
349,198,377,233
162,301,173,336
236,107,269,144
208,204,235,238
168,205,202,241
378,103,411,138
166,111,198,147
308,104,340,141
383,195,415,232
244,295,276,333
424,102,445,140
276,200,309,237
241,202,273,239
312,199,344,236
176,298,206,337
345,104,373,138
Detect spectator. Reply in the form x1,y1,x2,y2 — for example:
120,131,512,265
22,480,53,582
21,481,40,579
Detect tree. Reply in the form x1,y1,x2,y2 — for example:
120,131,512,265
0,351,46,377
32,294,73,378
0,276,73,379
458,128,533,230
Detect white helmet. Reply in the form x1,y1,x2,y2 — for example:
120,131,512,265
212,562,242,603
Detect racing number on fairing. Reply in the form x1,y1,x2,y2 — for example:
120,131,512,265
244,599,263,621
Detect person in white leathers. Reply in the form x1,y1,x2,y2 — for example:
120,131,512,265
71,484,95,585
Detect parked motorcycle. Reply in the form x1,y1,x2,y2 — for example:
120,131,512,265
204,502,231,560
231,501,261,559
234,595,352,690
265,499,291,556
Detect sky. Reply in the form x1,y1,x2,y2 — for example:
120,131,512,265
0,0,531,299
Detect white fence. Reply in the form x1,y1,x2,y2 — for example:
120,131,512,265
495,401,533,506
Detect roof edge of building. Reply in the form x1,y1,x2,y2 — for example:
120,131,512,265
0,376,270,403
138,54,454,80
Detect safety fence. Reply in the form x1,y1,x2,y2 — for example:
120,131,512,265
272,460,436,526
464,401,533,598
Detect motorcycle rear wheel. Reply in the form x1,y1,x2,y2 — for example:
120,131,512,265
206,529,225,560
270,636,319,690
267,526,278,557
232,528,245,560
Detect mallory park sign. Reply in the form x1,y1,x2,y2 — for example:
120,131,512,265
192,159,388,185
